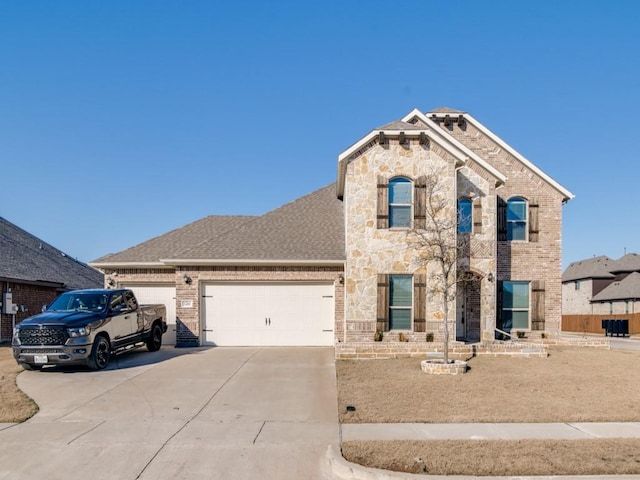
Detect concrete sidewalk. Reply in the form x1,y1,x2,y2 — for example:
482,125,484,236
341,422,640,441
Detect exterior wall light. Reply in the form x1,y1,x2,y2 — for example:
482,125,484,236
487,273,494,283
183,274,192,285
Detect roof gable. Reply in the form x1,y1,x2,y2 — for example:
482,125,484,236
0,217,103,290
336,108,507,198
424,108,574,202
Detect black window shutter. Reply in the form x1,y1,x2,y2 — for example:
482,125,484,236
376,274,389,332
529,199,539,243
496,280,504,331
413,274,426,332
497,197,507,241
377,176,389,229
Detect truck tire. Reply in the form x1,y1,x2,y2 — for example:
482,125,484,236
146,323,163,352
87,335,111,370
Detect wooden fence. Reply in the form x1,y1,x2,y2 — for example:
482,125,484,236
562,313,640,335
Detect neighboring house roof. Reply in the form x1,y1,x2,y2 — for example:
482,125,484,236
562,255,616,282
337,108,508,198
92,216,257,266
609,253,640,274
0,216,103,290
591,272,640,302
91,183,345,267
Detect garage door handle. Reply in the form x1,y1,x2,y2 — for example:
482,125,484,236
265,317,271,326
203,329,213,332
322,329,333,332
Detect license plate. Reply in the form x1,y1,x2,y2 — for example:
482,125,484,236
34,355,48,364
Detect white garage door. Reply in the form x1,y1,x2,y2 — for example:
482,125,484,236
122,284,177,345
202,282,335,346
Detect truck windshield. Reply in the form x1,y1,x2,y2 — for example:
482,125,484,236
48,293,108,313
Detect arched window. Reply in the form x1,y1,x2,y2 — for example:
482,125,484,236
388,177,412,228
457,198,472,234
507,197,527,241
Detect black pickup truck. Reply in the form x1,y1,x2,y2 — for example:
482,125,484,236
12,289,167,370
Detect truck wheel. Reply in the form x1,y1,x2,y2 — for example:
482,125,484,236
146,323,163,352
88,335,111,370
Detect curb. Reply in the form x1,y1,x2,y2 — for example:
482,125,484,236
321,445,640,480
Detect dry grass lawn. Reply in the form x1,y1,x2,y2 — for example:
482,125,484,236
337,346,640,476
0,344,38,422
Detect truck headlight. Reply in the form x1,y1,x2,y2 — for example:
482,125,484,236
67,327,90,338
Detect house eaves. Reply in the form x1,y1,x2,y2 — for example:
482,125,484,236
88,261,174,269
336,110,507,199
427,109,575,202
160,258,345,267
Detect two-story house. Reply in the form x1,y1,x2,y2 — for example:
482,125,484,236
562,253,640,333
90,107,573,355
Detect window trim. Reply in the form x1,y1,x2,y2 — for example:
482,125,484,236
501,281,531,331
457,197,473,234
388,177,413,229
388,274,413,331
507,197,528,241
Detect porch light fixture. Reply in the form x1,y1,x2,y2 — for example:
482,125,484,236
487,273,494,283
106,277,115,287
183,274,192,285
338,273,344,284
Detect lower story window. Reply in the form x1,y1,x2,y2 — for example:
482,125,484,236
501,281,530,330
389,275,412,330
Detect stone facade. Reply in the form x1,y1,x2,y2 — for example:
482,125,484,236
338,109,570,348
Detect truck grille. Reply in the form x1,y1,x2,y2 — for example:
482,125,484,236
18,326,69,346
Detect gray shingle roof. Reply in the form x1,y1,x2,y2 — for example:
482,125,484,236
92,216,257,264
0,217,103,290
173,183,344,261
562,255,616,282
429,106,466,114
591,272,640,302
609,253,640,274
92,184,344,266
377,120,426,131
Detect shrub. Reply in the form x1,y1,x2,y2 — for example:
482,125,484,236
374,329,384,342
426,332,434,342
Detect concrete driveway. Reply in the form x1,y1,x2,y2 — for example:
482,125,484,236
0,347,339,480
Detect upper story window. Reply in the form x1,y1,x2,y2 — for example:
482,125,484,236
507,197,527,241
388,177,412,228
457,198,472,234
575,280,581,291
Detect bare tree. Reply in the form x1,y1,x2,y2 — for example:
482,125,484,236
408,166,470,364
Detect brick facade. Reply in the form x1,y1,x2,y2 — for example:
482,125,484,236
0,282,61,341
104,266,344,346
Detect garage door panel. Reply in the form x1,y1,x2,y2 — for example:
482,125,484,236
122,284,177,346
203,283,334,347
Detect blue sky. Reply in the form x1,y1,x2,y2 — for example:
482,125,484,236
1,1,639,269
